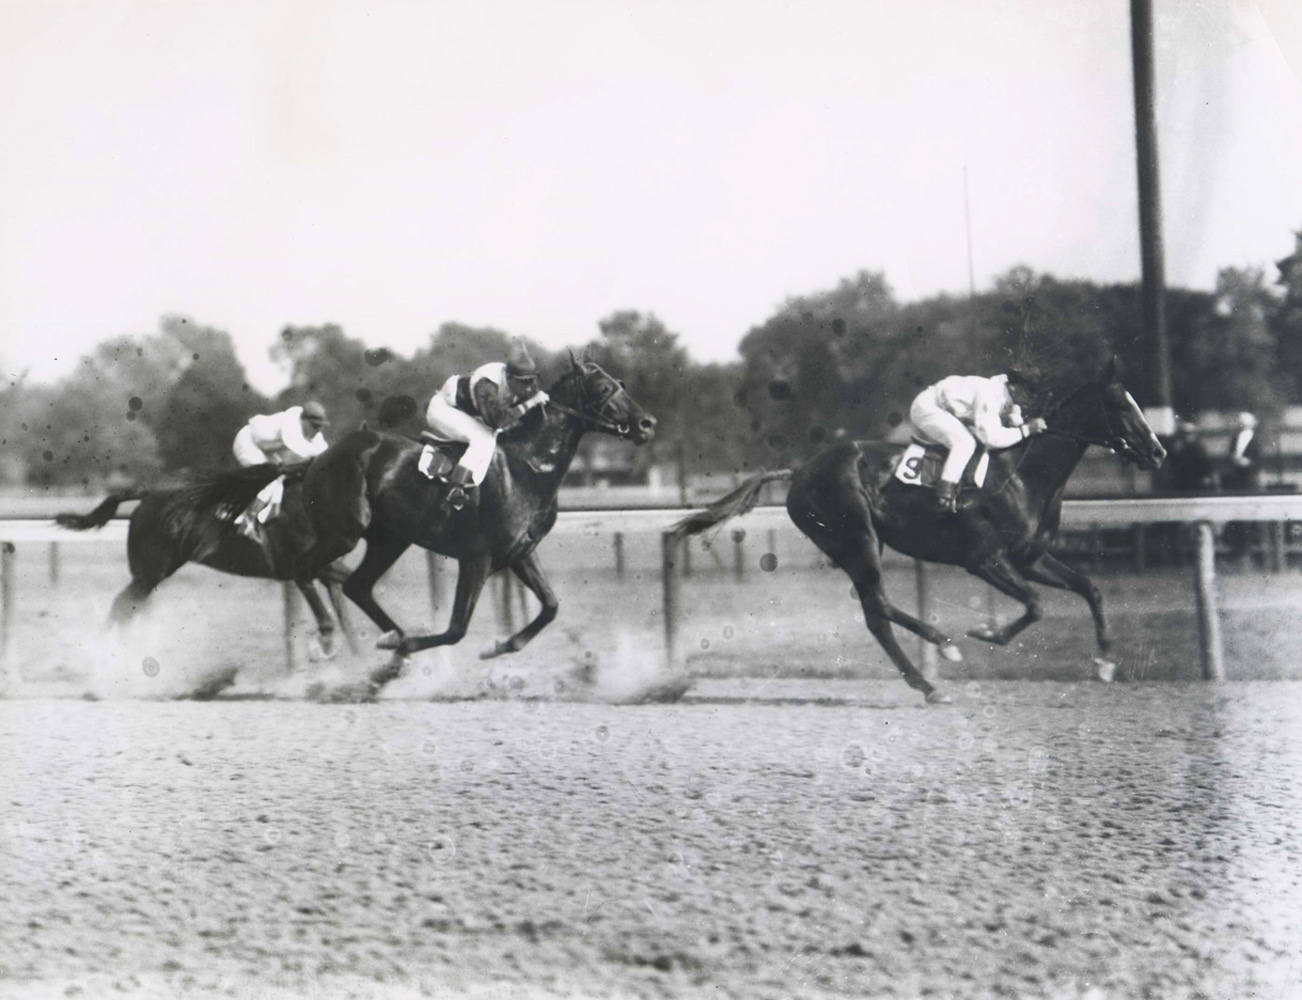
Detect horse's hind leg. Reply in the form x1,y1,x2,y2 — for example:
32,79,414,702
107,578,157,637
862,611,952,705
1018,552,1115,680
794,510,954,702
294,580,337,660
964,553,1041,646
792,487,963,663
479,550,558,660
322,566,361,654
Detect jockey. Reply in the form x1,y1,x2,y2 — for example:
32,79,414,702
424,339,550,509
232,401,330,468
231,402,329,535
909,372,1047,513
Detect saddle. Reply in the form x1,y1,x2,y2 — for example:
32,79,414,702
893,439,989,492
417,432,467,479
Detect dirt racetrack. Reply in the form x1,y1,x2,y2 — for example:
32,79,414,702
3,680,1302,1000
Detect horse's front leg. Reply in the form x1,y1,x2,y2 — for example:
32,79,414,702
479,550,559,660
964,552,1041,646
1018,552,1115,682
396,552,492,656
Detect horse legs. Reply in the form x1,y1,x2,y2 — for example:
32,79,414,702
795,509,954,702
1017,552,1115,680
479,550,559,660
964,553,1041,646
396,553,492,656
318,560,360,654
294,579,337,659
108,578,157,628
339,533,412,643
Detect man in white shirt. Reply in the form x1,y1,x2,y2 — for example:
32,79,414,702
233,401,330,468
909,373,1046,512
231,402,329,535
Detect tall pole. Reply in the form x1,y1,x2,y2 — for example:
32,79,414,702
1130,0,1174,435
963,166,977,298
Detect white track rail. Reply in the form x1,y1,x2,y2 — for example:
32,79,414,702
3,496,1300,680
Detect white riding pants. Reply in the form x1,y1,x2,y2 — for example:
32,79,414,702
910,388,977,485
425,395,498,485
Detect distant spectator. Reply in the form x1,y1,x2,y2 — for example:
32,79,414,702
1222,412,1264,566
1163,419,1216,495
1221,411,1262,493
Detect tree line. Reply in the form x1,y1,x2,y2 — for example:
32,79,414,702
3,231,1301,490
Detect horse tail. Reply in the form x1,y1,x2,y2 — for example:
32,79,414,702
669,469,794,541
55,489,150,530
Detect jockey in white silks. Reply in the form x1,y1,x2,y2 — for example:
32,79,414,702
909,374,1047,513
423,339,549,510
231,402,329,535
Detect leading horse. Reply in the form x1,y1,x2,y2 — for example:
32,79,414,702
56,465,358,656
292,355,656,688
672,359,1166,704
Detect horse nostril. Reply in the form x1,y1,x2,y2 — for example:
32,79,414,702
639,416,657,431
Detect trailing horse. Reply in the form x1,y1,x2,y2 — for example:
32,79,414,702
292,354,656,689
56,463,358,657
671,359,1166,704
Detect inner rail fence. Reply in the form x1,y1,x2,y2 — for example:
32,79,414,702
3,495,1300,682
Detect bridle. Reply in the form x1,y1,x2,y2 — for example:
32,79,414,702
545,365,635,438
1038,380,1132,457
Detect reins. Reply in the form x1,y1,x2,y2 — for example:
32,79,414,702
545,365,634,438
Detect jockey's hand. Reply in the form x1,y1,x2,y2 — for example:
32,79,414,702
1025,417,1048,436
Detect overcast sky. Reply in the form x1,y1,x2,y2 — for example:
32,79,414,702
2,0,1300,394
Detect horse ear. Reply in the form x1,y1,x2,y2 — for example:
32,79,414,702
1104,355,1119,381
568,348,581,371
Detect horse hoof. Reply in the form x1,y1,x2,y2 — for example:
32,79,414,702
308,638,337,662
375,630,403,651
1093,658,1116,683
479,645,504,661
966,626,999,644
939,642,963,663
925,689,953,705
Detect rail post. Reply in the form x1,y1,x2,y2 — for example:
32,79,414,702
1271,521,1285,574
49,542,60,586
915,560,938,681
425,550,443,620
1193,521,1225,681
661,531,682,669
732,528,746,582
282,581,299,673
613,532,626,580
0,542,13,661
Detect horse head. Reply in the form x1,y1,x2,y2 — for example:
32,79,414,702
550,353,657,444
1047,357,1166,470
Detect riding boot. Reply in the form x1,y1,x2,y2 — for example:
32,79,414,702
443,465,476,512
935,480,959,514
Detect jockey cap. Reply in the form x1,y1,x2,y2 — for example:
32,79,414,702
506,339,538,379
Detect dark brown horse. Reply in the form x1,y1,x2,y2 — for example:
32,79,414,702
56,464,358,657
672,359,1166,704
291,355,655,687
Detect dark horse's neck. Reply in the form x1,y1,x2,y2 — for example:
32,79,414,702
1001,386,1098,510
495,378,593,498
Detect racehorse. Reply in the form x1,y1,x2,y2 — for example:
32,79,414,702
671,358,1166,704
290,354,656,687
56,464,358,657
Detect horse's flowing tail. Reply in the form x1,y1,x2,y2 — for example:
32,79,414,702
55,490,150,530
669,469,794,541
